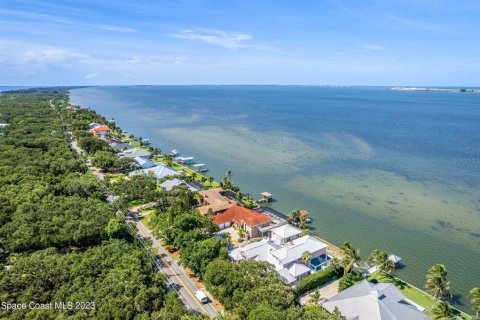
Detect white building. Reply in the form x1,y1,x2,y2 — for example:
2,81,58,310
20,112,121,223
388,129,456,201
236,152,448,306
270,224,302,245
229,224,329,284
129,164,179,180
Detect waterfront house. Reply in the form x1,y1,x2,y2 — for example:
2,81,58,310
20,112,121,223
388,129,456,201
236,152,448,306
197,187,236,215
110,141,133,152
134,156,155,169
228,229,329,284
213,204,272,238
89,125,111,135
129,164,179,180
119,148,151,159
270,224,302,245
322,280,429,320
160,178,197,192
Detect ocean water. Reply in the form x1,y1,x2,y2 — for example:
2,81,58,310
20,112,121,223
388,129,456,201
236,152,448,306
70,85,480,312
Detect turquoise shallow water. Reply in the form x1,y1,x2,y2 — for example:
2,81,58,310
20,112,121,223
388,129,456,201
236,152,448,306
70,85,480,312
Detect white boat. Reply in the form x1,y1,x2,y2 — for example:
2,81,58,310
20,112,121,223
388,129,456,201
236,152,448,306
170,149,178,156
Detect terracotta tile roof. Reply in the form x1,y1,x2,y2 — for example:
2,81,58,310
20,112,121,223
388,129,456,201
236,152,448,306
299,209,309,216
197,187,235,214
213,204,272,228
198,202,234,215
90,125,110,133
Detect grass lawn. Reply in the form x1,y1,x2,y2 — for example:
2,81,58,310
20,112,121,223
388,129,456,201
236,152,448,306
370,274,472,319
105,172,127,182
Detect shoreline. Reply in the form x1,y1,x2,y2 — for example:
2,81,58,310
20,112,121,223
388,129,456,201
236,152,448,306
70,90,476,313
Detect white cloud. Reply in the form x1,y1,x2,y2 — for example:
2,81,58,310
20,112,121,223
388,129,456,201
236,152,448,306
97,25,136,33
173,28,253,49
364,44,385,51
84,72,100,79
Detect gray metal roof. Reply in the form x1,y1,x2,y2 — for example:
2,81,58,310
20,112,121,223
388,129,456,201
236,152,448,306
119,148,151,159
322,280,429,320
160,178,197,192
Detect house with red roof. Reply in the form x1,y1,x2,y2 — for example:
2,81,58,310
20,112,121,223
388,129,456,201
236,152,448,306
213,204,273,238
89,125,111,135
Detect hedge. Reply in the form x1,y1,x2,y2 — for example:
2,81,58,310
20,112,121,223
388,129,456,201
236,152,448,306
294,266,338,296
338,272,364,291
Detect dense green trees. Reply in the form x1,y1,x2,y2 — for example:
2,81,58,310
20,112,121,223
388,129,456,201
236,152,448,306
180,238,228,277
111,175,159,203
0,241,166,319
0,89,171,319
92,150,137,173
78,135,111,155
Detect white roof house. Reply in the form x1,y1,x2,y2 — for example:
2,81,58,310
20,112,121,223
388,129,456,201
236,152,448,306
110,141,133,152
270,224,303,245
119,148,151,159
322,280,429,320
134,156,155,169
160,178,197,192
270,235,328,267
288,263,310,278
228,233,328,284
129,164,179,180
229,239,280,263
277,268,297,284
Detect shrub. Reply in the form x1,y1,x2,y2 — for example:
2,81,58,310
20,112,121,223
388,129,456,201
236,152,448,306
294,266,338,296
338,272,364,291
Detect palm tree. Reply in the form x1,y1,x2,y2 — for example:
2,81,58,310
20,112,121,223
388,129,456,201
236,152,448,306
425,264,451,306
207,176,214,186
237,228,246,242
431,300,453,320
200,176,207,185
236,191,244,203
191,171,198,181
194,192,204,206
225,170,232,178
165,155,173,167
340,242,361,275
299,215,309,231
369,249,395,277
309,289,323,305
288,209,301,225
469,287,480,319
301,251,312,266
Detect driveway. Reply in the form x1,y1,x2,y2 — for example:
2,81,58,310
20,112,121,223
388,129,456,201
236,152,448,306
299,279,339,305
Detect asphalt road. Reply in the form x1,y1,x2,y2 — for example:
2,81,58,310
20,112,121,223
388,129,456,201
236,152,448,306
129,212,219,318
64,121,219,318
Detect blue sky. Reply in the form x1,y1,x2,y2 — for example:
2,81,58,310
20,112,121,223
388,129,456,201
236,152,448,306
1,0,479,86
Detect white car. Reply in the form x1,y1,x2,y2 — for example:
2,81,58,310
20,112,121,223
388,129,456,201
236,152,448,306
195,290,208,304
